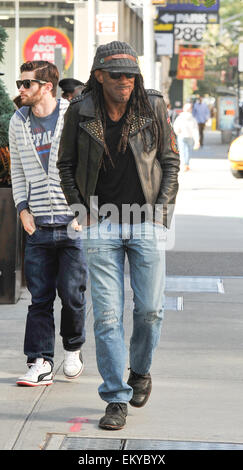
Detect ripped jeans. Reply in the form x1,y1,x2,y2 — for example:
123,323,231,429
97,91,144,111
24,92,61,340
81,221,165,403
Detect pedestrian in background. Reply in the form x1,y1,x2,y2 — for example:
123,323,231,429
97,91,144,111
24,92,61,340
9,60,87,386
174,102,200,172
57,41,180,430
59,78,84,102
192,95,210,146
167,102,177,125
13,95,22,109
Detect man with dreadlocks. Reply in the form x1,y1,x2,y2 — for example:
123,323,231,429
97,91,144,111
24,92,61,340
57,41,180,430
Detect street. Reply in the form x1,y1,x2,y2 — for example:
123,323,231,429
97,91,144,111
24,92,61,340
168,129,243,276
1,128,243,451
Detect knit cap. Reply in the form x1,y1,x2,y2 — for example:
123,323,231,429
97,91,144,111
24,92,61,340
91,41,141,74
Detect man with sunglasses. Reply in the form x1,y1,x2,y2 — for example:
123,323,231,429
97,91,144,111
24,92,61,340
9,60,87,386
58,41,180,430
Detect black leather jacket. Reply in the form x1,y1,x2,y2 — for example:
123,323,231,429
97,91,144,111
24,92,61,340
57,90,180,228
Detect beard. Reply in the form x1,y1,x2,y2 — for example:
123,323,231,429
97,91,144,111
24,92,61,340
20,88,42,107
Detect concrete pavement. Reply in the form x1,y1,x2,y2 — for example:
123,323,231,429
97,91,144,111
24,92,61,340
168,129,243,276
1,130,243,451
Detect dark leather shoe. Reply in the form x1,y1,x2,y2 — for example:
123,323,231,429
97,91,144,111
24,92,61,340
99,402,128,430
127,369,152,408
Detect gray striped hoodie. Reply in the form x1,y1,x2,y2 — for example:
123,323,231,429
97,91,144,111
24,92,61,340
9,98,74,225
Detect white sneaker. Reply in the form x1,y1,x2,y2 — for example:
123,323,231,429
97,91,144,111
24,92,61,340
16,358,53,386
63,350,84,379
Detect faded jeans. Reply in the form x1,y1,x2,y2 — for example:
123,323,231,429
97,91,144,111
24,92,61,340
81,221,166,403
177,136,194,166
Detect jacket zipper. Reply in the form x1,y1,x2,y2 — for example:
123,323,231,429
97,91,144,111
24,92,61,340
24,119,54,222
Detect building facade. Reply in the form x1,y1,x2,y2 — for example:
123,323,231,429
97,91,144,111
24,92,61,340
0,0,143,99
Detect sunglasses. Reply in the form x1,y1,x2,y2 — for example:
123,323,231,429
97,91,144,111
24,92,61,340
16,79,48,89
107,72,135,80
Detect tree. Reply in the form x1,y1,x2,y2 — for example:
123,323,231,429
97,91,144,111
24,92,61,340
0,26,15,186
191,0,243,97
191,0,216,5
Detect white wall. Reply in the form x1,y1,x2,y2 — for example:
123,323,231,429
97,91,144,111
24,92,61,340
73,1,143,84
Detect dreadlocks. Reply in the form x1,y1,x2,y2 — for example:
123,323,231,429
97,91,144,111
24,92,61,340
83,72,163,168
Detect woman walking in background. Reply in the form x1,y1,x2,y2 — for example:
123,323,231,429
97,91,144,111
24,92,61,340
174,103,200,172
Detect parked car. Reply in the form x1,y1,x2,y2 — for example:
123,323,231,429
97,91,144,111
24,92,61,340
228,135,243,178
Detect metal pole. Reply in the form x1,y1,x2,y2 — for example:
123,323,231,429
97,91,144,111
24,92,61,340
54,45,64,98
238,70,241,127
15,0,20,83
88,0,96,71
143,0,155,89
73,3,78,78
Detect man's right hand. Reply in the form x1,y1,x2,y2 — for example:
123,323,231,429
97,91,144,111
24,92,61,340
20,209,36,235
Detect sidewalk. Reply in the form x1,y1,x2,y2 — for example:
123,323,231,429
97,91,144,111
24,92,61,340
1,130,243,451
1,274,243,451
168,129,243,277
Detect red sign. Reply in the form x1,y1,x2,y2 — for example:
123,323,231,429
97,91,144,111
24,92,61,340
23,27,73,70
96,14,117,35
177,47,205,80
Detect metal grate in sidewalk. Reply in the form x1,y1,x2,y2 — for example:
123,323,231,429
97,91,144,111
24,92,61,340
44,434,243,450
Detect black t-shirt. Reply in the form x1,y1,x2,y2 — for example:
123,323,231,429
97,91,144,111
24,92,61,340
95,112,146,223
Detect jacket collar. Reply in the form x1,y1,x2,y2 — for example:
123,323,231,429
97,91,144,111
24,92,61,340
79,92,153,145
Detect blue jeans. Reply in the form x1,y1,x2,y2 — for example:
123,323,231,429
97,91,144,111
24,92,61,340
82,221,165,403
177,136,193,165
24,226,87,365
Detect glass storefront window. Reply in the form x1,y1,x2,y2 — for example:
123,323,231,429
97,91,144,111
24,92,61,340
0,1,75,98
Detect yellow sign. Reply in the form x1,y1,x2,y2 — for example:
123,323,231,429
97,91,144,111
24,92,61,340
154,21,174,32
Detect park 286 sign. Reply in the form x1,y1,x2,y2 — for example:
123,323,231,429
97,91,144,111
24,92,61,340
174,24,206,42
154,8,219,44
